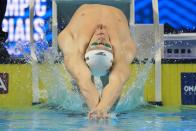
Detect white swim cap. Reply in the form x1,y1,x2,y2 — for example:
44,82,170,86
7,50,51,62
85,50,113,76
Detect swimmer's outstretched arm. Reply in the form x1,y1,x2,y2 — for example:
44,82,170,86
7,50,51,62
89,39,136,119
101,60,130,108
58,30,100,110
89,59,130,118
66,57,100,110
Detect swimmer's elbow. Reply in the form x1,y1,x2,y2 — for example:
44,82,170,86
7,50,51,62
57,31,65,46
57,29,73,54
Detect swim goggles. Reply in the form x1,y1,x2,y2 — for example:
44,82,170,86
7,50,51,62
90,42,112,50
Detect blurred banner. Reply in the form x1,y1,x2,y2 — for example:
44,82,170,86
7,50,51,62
2,0,52,58
2,0,196,58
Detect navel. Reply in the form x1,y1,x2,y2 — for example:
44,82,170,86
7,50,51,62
118,18,122,23
81,13,85,16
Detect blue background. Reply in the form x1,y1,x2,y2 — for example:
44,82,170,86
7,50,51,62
135,0,196,31
3,0,196,57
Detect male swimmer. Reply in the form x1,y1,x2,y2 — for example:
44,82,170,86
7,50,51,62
58,4,136,119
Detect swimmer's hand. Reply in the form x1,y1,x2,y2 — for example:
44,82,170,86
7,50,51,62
88,106,109,120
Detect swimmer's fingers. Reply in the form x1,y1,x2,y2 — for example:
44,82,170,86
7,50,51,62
88,109,97,120
90,109,102,119
94,110,108,119
102,112,109,119
88,110,101,120
88,109,108,120
96,111,102,119
98,111,108,119
88,112,93,120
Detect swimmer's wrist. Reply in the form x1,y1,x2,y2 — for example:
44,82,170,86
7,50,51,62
92,95,100,108
96,101,110,112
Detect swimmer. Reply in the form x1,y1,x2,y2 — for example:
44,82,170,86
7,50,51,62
58,4,136,119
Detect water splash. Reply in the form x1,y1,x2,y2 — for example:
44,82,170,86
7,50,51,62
114,60,153,113
39,59,87,113
38,49,157,114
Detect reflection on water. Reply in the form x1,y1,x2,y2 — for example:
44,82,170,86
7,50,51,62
114,60,152,113
0,107,195,131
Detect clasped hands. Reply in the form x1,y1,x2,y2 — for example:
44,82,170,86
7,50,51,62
88,103,109,120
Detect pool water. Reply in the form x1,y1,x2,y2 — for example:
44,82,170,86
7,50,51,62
0,106,195,131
